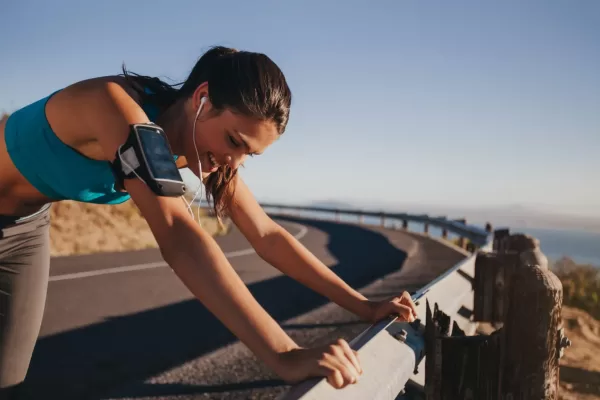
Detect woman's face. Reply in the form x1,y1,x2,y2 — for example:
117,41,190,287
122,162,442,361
183,89,279,179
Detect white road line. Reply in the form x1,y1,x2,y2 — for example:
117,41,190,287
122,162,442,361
49,223,309,282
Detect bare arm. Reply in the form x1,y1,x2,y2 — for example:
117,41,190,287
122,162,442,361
128,181,300,371
76,79,369,388
88,80,299,372
228,176,374,321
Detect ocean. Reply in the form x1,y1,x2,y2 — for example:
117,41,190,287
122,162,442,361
259,207,600,268
514,227,600,267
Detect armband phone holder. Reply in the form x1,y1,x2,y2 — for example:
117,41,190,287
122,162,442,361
110,123,187,197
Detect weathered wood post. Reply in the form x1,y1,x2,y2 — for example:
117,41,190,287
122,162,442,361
427,232,569,399
439,217,448,240
402,219,408,230
474,230,550,325
425,300,501,399
493,228,511,252
473,251,519,324
499,262,564,399
380,212,385,227
423,221,429,235
455,218,467,248
506,233,549,270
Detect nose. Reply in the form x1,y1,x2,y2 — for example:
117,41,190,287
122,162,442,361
225,154,246,170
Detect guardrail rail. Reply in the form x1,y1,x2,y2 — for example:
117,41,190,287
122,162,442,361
247,203,568,399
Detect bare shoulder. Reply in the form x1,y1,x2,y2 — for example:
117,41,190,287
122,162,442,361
47,76,197,250
45,75,150,161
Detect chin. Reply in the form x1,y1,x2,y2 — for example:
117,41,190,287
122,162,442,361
200,169,214,180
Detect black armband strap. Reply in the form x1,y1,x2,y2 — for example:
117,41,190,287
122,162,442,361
109,123,187,197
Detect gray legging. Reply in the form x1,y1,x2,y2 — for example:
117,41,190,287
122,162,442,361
0,204,51,397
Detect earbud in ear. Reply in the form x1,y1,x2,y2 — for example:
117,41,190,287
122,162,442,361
195,96,208,120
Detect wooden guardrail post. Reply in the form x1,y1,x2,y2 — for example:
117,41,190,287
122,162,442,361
493,228,511,252
454,218,467,248
474,230,550,325
426,241,567,399
473,251,519,324
425,300,501,399
439,216,448,239
499,262,564,398
506,233,549,270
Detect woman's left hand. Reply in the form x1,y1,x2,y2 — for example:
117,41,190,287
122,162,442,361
365,291,419,323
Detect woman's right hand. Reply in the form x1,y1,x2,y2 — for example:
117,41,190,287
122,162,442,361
275,338,363,389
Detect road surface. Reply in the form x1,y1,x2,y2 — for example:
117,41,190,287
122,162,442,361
22,216,469,400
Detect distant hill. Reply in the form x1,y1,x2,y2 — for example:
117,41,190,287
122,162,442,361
299,199,600,233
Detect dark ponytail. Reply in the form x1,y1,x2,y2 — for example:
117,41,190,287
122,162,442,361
122,46,292,221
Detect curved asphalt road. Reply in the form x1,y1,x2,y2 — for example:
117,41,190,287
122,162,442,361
21,216,469,400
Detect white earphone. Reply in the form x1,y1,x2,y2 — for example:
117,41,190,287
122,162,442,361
196,96,207,119
184,96,208,223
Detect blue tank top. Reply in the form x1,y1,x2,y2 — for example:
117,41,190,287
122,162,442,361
4,89,165,205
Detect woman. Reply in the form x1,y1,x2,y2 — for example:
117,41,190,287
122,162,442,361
0,46,417,396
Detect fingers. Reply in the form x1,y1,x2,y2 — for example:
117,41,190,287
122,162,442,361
386,291,419,322
400,291,419,318
338,338,362,375
390,300,416,322
325,369,346,389
318,339,363,389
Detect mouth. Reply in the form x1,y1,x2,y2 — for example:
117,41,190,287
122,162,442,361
206,152,220,172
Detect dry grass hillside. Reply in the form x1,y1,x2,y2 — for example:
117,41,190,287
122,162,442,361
477,258,600,399
559,305,600,399
49,199,228,257
553,258,600,399
2,111,228,257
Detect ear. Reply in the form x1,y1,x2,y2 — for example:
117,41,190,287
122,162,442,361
192,82,211,112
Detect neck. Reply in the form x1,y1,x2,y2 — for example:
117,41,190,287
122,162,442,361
156,99,188,156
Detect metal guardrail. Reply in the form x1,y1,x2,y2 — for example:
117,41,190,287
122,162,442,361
260,203,491,246
256,203,493,399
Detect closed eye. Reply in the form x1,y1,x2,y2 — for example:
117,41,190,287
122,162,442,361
227,129,260,156
228,134,240,148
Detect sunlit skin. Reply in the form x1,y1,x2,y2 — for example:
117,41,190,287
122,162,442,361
0,76,419,390
158,82,279,180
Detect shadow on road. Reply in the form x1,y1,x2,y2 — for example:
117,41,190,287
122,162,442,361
24,217,407,400
106,379,289,399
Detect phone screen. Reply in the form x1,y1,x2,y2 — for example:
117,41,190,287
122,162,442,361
137,126,181,181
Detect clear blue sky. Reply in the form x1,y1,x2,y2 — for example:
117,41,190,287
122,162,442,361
1,0,598,215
